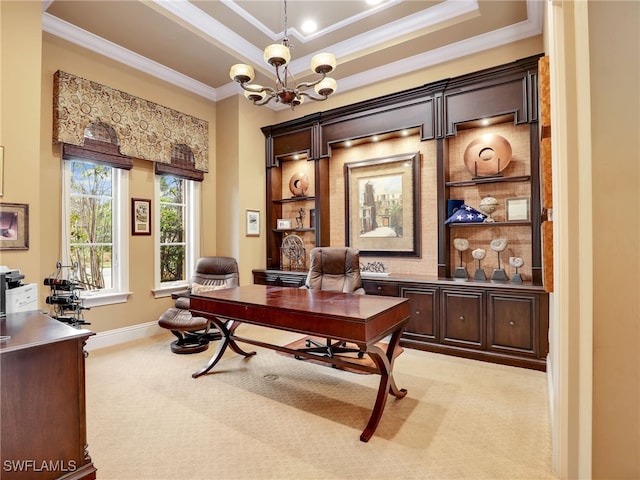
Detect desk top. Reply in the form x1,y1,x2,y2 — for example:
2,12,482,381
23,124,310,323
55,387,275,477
0,311,94,354
190,285,410,345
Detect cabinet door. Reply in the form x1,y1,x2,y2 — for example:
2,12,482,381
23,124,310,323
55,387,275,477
401,287,438,343
441,289,484,349
487,293,537,356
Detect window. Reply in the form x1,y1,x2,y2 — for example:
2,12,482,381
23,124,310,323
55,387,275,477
62,159,129,306
154,174,200,294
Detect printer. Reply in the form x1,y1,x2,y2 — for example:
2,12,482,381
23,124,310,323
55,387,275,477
0,266,38,316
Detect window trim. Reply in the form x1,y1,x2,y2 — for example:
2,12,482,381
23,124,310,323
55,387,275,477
61,159,131,307
153,175,200,297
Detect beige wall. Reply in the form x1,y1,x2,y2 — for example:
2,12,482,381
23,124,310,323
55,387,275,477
1,1,43,294
587,2,639,478
215,95,274,284
548,1,639,478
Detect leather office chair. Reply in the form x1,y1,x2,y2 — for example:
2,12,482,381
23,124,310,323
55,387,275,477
158,256,239,354
298,246,365,358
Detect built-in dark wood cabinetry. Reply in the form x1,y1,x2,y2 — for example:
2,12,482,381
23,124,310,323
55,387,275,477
256,54,549,371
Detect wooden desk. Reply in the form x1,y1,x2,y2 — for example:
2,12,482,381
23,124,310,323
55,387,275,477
0,311,96,480
189,285,410,442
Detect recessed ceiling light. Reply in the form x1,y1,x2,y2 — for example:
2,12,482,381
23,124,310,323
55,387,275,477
481,119,490,126
401,130,409,136
345,140,352,147
372,135,379,142
301,20,317,34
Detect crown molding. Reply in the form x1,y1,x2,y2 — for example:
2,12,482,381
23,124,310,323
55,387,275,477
42,0,542,109
42,13,218,101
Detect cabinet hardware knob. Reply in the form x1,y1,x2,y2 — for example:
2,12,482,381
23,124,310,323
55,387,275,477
459,315,464,320
509,320,515,326
377,286,382,290
415,310,420,315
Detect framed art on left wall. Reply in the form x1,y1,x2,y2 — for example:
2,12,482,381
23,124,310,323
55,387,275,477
0,203,29,250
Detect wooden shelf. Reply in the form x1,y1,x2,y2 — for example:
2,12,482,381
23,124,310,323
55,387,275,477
273,228,315,233
446,175,531,187
447,221,531,227
272,196,315,204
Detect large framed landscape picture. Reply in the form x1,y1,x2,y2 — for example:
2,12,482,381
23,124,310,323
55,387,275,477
344,152,420,257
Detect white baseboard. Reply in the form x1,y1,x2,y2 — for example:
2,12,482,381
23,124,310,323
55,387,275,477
85,321,165,351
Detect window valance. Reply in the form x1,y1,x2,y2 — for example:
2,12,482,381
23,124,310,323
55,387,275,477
52,70,208,172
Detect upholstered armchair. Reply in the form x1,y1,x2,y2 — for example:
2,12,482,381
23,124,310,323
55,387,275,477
158,256,239,354
298,246,365,358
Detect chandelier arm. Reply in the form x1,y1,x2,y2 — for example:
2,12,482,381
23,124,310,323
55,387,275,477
239,82,276,96
298,91,329,102
274,65,288,89
252,94,277,106
294,71,326,91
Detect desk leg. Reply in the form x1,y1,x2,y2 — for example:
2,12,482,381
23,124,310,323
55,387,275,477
360,327,407,442
192,319,256,378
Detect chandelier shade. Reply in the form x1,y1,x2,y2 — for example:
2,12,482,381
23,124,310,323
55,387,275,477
229,0,337,110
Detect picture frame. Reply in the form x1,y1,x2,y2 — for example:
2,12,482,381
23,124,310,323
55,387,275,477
0,203,29,250
246,209,260,236
131,198,151,235
344,152,421,257
276,219,292,230
506,197,530,222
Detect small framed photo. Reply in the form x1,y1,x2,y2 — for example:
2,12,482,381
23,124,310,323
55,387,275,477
0,203,29,250
246,209,260,237
276,219,292,230
506,197,530,222
131,198,151,235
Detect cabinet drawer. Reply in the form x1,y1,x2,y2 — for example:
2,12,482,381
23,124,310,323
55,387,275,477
362,280,399,297
487,294,536,355
441,289,484,349
401,287,438,342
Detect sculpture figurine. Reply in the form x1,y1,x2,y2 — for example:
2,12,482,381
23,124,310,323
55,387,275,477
295,208,306,229
452,238,470,279
489,238,509,281
509,256,524,283
472,248,487,281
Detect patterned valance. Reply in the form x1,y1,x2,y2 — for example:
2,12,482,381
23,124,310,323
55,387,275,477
53,70,208,172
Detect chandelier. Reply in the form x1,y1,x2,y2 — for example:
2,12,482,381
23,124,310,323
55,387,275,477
229,0,337,109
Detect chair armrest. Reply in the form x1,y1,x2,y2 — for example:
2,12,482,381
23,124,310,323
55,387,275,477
171,289,191,300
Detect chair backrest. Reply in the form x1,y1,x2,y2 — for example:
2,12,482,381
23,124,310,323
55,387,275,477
191,256,239,291
304,247,363,293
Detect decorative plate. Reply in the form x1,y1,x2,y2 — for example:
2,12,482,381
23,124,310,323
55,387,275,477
463,134,512,177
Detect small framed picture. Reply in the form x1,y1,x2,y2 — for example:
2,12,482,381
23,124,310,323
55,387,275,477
506,197,530,221
246,209,260,237
131,198,151,235
277,219,292,230
0,203,29,250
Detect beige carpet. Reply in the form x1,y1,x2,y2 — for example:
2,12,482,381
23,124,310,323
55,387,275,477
85,325,556,480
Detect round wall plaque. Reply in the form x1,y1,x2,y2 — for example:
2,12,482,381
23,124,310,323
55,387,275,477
288,172,309,197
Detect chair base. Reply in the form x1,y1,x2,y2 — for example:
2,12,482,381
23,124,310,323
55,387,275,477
169,330,222,355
